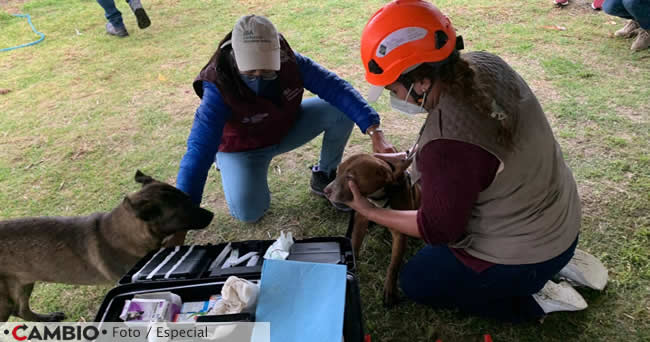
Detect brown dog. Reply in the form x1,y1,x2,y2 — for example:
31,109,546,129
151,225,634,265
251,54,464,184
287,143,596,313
0,170,214,322
324,154,420,306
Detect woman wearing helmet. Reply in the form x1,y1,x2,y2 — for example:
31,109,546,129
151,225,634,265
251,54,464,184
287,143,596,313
344,0,608,322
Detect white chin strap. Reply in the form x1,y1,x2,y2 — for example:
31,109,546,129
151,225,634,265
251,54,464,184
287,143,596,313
405,84,426,111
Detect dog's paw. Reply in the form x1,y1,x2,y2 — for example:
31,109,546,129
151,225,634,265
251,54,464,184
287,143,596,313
382,288,399,308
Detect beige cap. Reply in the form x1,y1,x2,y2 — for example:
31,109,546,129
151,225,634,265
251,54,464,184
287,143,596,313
232,15,281,72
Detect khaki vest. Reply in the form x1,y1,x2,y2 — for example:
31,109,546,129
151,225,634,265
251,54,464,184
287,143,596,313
411,51,580,265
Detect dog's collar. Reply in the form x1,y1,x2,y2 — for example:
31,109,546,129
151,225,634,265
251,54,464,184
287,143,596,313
368,187,386,200
366,171,413,209
367,188,388,208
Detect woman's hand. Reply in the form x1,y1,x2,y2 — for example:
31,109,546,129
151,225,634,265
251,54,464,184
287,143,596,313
372,134,396,153
368,125,396,153
345,179,422,239
344,180,375,215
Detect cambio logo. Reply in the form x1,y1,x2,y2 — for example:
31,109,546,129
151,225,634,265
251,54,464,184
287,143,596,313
7,324,100,341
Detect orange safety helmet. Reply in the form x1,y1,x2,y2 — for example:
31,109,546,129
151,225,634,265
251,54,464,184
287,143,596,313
361,0,463,100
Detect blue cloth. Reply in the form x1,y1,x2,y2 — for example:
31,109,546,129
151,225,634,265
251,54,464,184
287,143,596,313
603,0,650,29
176,52,379,210
255,259,347,342
399,237,578,322
96,0,128,27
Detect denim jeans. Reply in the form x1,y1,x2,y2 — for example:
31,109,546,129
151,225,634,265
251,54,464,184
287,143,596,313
603,0,650,29
399,236,579,322
96,0,127,27
216,97,354,222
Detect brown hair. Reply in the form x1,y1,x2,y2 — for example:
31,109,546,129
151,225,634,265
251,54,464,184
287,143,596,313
212,32,251,100
407,53,517,149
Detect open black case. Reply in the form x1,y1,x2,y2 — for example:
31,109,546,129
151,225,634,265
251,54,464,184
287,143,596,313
94,237,365,341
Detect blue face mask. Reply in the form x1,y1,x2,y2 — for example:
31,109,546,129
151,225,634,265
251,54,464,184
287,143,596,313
239,74,278,96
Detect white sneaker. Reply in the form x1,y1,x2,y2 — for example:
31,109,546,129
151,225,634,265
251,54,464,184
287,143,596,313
533,281,588,314
558,249,608,290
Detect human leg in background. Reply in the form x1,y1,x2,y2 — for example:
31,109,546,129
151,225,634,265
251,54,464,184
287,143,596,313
592,0,604,10
96,0,128,37
604,0,650,50
127,0,151,29
621,0,650,50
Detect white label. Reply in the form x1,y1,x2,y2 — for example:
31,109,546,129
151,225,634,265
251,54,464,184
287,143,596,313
376,27,427,57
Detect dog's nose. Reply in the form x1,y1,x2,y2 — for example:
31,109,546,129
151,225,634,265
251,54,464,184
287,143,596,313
324,185,332,197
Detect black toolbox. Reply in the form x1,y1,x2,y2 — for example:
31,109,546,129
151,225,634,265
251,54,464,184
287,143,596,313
94,237,365,341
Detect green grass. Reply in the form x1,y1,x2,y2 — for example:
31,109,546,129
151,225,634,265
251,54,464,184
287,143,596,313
1,0,649,340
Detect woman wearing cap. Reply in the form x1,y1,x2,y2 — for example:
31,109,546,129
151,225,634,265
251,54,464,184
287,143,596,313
170,15,394,241
342,0,608,322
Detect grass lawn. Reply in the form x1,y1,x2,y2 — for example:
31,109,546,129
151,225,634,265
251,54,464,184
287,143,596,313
1,0,648,340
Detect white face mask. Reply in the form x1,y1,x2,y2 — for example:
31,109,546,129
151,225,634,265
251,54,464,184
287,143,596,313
389,84,427,115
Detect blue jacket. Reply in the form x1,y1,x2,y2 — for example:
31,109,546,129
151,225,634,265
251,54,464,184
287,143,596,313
177,53,380,204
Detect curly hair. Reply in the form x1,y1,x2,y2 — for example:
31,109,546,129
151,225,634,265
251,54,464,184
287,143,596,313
407,52,517,150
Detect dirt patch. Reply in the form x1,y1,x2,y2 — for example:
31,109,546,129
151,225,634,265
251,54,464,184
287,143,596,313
615,105,648,124
0,0,30,13
549,0,601,16
239,0,275,13
502,53,562,104
165,89,201,122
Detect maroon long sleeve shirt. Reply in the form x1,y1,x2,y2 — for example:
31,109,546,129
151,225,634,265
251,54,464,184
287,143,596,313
416,139,501,272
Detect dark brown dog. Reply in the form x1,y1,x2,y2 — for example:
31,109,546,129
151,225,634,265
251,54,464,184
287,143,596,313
324,154,420,306
0,170,214,322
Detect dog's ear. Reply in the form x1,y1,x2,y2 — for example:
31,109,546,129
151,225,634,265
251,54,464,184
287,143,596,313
136,204,162,222
123,196,162,222
391,157,413,180
374,153,413,182
135,170,154,186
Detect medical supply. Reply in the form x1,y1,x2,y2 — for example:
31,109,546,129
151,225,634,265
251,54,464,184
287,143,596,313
263,231,294,260
119,291,181,324
208,276,259,315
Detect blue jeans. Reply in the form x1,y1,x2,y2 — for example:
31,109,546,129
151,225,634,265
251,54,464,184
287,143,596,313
96,0,128,27
216,97,354,222
399,237,579,322
603,0,650,29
